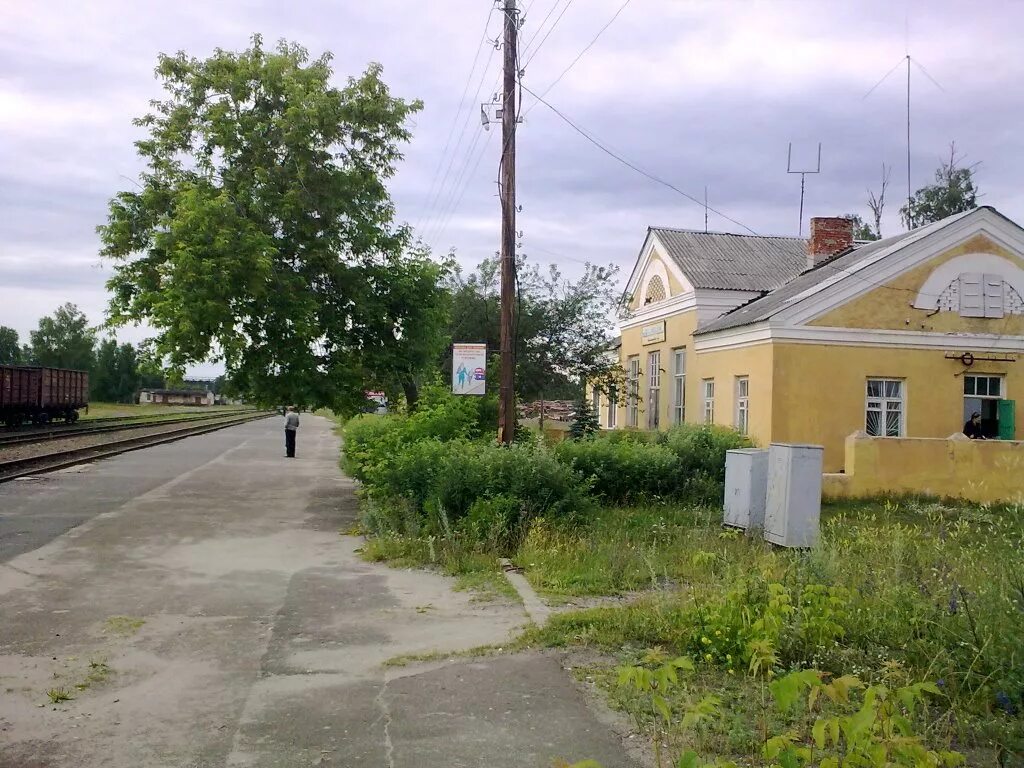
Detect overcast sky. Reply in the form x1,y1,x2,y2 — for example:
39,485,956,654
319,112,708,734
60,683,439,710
2,0,1022,375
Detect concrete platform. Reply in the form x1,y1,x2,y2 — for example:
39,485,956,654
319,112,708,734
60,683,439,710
0,416,638,767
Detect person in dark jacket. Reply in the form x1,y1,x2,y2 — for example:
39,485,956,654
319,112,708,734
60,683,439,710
284,406,300,457
963,412,986,440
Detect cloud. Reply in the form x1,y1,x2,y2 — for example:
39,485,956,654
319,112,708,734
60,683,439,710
3,0,1023,377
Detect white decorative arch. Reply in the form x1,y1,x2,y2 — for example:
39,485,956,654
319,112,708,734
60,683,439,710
913,253,1024,310
638,257,672,305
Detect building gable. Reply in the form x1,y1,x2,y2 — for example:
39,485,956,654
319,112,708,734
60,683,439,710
624,231,694,312
808,233,1024,335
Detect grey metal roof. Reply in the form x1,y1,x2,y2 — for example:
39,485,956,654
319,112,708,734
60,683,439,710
694,209,981,335
650,228,808,291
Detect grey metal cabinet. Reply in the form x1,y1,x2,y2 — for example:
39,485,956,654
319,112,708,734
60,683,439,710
764,443,823,548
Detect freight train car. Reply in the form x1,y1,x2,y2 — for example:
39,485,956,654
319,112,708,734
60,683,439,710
0,366,89,426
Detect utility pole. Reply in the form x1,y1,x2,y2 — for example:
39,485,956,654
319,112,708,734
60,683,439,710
498,0,518,445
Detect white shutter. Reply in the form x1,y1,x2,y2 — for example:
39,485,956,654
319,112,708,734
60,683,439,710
983,274,1004,318
959,273,984,317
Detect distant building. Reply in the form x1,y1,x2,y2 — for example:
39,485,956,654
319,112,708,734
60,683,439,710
139,389,216,406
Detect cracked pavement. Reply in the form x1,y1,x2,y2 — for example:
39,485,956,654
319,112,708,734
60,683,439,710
0,416,638,767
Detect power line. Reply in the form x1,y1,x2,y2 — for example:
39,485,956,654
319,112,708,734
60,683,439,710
420,45,500,242
523,0,633,113
521,83,760,235
430,127,496,246
520,0,560,53
415,5,496,234
522,0,576,68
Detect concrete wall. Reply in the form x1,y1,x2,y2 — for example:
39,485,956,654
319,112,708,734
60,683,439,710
689,342,773,443
823,432,1024,504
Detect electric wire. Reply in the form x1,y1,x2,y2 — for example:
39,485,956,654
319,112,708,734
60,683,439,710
522,0,576,67
523,0,633,116
415,5,496,235
521,83,760,235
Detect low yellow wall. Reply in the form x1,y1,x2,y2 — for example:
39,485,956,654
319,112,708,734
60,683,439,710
823,432,1024,504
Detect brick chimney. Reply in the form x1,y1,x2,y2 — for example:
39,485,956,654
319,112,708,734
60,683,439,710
807,217,855,269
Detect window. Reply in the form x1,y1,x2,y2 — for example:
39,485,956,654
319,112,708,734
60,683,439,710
591,388,601,419
702,379,715,424
960,273,1005,318
672,348,686,424
964,375,1003,438
606,386,617,429
627,356,640,427
735,377,749,435
644,275,667,304
647,351,661,430
865,378,904,437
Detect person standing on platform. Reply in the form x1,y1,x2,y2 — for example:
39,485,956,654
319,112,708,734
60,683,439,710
284,406,300,457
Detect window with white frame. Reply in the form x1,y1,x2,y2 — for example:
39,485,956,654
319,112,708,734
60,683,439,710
963,374,1003,438
865,378,904,437
702,379,715,424
606,386,617,429
627,356,640,427
647,350,661,430
672,348,686,424
735,376,749,435
591,388,601,419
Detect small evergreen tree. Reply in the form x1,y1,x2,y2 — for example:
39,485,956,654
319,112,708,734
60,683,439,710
569,393,601,440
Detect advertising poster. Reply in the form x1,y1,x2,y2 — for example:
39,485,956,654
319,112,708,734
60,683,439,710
452,343,487,396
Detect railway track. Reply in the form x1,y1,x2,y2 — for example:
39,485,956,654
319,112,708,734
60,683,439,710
0,412,273,483
0,410,255,447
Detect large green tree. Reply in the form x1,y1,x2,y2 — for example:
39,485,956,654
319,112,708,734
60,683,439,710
97,37,438,413
29,303,97,371
0,326,22,365
901,143,979,229
443,257,622,402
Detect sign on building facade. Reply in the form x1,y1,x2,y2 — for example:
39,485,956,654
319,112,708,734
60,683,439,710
641,321,666,345
452,343,487,396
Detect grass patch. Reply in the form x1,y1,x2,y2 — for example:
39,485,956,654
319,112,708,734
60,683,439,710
382,643,510,669
103,616,145,636
519,496,1024,762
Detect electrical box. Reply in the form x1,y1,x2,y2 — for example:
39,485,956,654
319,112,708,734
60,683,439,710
764,443,823,548
723,448,769,530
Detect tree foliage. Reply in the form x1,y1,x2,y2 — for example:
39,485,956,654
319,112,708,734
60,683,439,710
29,303,97,372
842,214,877,242
901,143,979,229
92,338,142,402
97,36,437,413
443,256,622,402
0,326,22,365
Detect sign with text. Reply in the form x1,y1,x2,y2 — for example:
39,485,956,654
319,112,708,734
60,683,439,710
452,343,487,396
641,321,666,345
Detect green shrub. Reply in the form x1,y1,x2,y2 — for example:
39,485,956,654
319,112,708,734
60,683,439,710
555,438,682,504
664,423,751,482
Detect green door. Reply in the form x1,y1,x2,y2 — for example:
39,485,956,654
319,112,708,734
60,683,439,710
997,400,1015,440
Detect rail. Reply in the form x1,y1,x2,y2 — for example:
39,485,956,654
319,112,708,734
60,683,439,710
0,412,273,483
0,409,256,447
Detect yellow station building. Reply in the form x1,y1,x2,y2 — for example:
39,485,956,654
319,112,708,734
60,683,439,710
598,207,1024,474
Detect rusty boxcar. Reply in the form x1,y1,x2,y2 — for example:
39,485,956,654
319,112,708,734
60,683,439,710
0,366,89,426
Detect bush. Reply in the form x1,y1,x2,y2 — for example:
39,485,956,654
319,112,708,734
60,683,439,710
554,424,751,506
360,438,595,546
555,438,682,504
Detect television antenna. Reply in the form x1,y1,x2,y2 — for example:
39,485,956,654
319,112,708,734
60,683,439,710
787,142,821,237
863,50,945,224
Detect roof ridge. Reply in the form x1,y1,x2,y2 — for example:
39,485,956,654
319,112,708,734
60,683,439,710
650,226,806,241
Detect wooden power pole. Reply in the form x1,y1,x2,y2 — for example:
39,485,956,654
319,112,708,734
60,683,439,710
498,0,518,445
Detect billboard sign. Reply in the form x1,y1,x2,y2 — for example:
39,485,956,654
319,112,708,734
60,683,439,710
452,343,487,396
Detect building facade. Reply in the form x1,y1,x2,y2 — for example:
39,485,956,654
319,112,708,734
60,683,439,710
598,207,1024,472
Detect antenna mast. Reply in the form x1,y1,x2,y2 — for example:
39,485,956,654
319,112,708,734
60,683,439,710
787,142,822,237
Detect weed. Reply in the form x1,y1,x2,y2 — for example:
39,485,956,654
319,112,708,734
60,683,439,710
46,687,73,704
